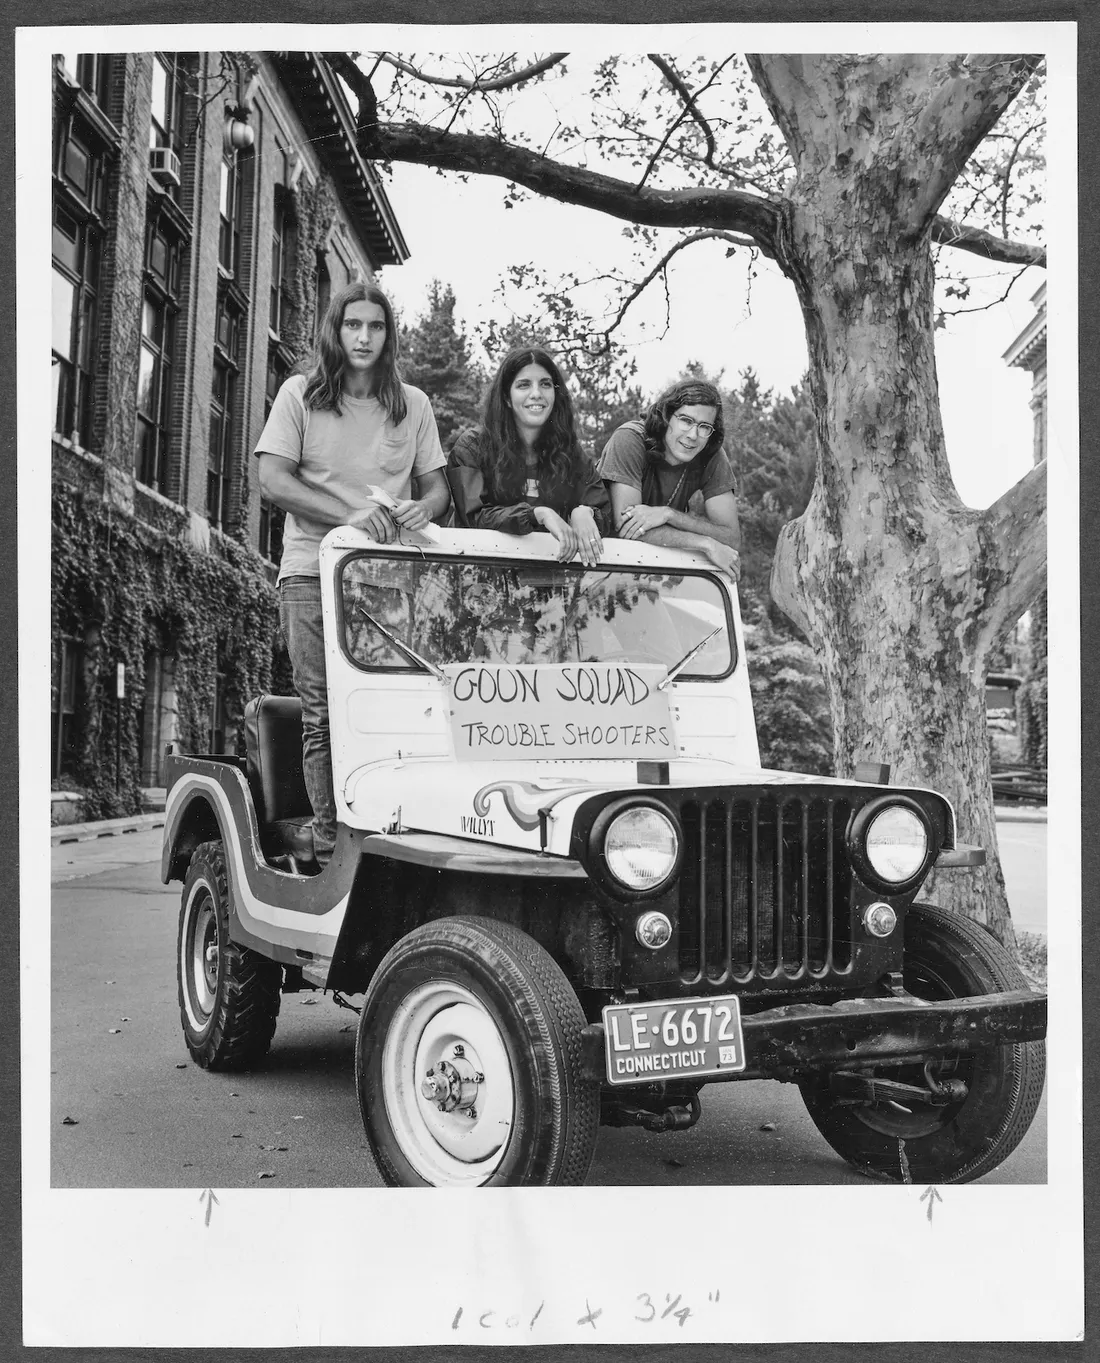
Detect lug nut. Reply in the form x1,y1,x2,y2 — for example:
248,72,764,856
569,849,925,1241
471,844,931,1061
453,1044,465,1057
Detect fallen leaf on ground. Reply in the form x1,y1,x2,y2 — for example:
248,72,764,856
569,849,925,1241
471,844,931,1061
300,998,319,1006
664,1158,685,1168
759,1122,777,1132
339,1025,352,1033
231,1133,242,1139
175,1063,187,1069
292,1115,304,1121
108,1028,121,1034
120,1017,130,1022
258,1171,275,1180
61,1116,78,1125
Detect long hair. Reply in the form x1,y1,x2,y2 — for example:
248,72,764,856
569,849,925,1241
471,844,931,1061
302,281,407,424
639,380,725,503
478,347,585,502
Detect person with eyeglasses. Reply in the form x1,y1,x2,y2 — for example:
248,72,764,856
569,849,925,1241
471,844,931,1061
597,380,741,578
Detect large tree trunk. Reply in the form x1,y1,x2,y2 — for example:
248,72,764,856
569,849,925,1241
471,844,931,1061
749,54,1046,944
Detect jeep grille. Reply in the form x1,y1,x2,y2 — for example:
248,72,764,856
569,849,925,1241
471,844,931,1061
677,795,854,985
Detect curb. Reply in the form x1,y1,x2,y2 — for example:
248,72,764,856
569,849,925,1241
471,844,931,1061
52,813,166,845
993,806,1047,825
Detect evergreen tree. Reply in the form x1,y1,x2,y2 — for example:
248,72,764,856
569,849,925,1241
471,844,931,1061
399,281,485,449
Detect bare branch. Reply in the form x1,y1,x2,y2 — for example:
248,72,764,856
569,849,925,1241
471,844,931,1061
936,266,1027,321
368,120,781,251
371,51,567,92
638,54,737,191
647,55,718,167
931,215,1045,268
998,122,1044,239
586,229,756,355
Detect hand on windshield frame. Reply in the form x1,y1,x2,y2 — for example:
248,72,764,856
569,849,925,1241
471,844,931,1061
533,506,580,561
618,503,672,540
570,506,603,566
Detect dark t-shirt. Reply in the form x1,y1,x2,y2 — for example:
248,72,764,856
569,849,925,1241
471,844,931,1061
597,420,736,512
447,428,610,533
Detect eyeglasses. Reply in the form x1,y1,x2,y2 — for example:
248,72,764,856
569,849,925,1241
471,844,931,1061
671,413,716,439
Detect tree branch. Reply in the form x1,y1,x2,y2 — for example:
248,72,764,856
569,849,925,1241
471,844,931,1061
368,120,782,250
586,230,756,355
647,55,718,168
976,459,1047,649
931,215,1045,268
370,51,568,92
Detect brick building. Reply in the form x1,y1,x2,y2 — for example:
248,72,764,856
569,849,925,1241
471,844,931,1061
51,50,406,811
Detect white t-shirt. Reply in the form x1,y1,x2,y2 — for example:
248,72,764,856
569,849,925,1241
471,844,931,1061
255,374,445,580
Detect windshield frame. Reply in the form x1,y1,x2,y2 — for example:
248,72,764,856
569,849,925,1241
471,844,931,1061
335,549,738,683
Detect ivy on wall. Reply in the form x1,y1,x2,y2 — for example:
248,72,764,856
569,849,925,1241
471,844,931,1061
282,172,340,362
53,481,283,819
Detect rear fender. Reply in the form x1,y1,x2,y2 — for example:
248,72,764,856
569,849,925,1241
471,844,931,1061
161,758,355,970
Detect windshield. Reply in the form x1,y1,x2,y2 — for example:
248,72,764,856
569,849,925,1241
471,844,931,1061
339,554,734,679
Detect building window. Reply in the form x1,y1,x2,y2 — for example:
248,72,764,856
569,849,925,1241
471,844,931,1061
219,153,243,277
270,185,297,339
58,53,112,108
149,54,186,158
134,218,181,492
52,204,101,444
259,348,289,563
208,667,227,754
52,634,83,780
314,252,331,339
208,293,241,529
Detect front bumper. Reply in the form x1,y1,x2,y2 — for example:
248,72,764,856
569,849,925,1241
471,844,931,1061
581,988,1046,1085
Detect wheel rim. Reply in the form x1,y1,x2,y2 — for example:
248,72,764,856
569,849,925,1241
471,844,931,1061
381,980,515,1186
181,880,219,1031
853,944,973,1139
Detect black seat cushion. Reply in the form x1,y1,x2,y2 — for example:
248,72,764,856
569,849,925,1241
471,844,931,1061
243,695,311,826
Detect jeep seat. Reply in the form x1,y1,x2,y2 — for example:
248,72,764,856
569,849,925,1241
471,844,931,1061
243,694,311,826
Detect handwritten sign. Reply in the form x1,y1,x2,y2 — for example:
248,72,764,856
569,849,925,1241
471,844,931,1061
443,663,675,761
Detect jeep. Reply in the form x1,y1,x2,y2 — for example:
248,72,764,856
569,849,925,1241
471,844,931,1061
162,526,1046,1187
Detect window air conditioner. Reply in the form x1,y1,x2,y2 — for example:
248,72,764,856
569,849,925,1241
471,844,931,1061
149,147,181,188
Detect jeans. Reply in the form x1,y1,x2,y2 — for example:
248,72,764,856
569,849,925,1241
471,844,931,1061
278,576,336,864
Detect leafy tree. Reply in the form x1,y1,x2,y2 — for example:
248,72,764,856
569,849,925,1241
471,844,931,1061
742,597,833,776
398,280,485,449
332,50,1047,942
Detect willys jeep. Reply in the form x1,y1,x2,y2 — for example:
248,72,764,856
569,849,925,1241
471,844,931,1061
161,526,1046,1187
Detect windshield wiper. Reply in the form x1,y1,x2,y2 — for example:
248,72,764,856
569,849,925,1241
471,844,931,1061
357,607,445,681
656,624,723,691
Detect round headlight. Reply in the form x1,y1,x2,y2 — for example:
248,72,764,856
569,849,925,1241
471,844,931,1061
604,806,679,891
865,805,928,883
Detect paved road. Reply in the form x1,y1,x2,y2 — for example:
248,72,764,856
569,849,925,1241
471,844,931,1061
50,823,1046,1188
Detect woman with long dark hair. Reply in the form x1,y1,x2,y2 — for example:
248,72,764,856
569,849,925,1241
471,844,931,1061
448,346,609,565
598,379,741,577
255,281,450,867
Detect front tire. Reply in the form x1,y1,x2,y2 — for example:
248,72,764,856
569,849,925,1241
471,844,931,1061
177,840,282,1069
355,916,599,1187
800,902,1045,1184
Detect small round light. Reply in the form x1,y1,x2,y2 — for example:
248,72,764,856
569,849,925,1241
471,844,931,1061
865,805,928,883
604,806,679,891
863,902,898,938
635,911,673,950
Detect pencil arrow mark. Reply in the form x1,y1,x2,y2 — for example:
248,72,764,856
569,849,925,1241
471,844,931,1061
920,1186,942,1224
199,1188,220,1227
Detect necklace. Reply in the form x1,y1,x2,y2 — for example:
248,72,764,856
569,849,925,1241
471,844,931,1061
665,468,687,506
